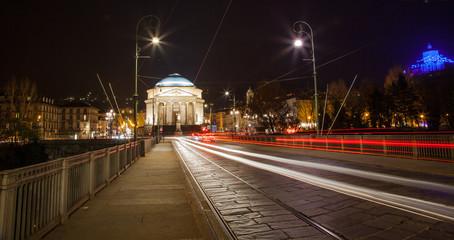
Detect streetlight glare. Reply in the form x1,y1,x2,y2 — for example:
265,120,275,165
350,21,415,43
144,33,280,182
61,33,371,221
225,91,229,96
294,39,303,47
152,37,160,44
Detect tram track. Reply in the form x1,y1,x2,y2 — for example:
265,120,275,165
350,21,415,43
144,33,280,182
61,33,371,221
174,139,345,239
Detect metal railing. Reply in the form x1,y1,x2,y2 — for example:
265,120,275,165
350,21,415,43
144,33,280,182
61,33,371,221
0,138,156,240
229,134,454,162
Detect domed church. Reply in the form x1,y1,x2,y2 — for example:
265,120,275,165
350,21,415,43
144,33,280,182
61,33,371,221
145,73,205,128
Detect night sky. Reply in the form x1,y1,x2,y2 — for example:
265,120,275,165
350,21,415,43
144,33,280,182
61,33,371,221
1,0,454,109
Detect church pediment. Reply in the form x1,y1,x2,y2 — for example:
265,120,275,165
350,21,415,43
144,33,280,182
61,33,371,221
157,88,196,97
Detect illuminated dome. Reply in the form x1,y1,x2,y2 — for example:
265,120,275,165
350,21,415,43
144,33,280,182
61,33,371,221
154,73,195,88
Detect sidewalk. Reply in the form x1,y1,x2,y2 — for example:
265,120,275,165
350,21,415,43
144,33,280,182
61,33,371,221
44,141,207,240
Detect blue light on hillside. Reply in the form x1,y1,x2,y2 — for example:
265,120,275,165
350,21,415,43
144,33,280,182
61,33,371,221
410,43,454,75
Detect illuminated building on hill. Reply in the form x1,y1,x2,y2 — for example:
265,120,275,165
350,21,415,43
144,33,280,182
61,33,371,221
410,43,454,75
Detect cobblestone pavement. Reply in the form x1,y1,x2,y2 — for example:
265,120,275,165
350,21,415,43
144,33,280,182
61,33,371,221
173,139,454,240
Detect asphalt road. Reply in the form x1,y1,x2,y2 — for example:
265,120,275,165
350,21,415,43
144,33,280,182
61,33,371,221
173,137,454,240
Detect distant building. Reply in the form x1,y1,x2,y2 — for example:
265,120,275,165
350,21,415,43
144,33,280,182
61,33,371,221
35,97,59,139
58,101,99,139
410,43,454,75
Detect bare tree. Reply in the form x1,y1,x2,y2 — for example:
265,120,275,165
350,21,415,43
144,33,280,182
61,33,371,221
2,76,39,142
249,81,290,133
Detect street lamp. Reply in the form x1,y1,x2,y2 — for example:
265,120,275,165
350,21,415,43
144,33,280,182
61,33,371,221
205,103,214,131
134,15,160,141
293,21,319,134
225,91,237,132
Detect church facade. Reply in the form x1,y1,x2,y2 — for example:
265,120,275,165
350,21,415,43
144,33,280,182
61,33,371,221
145,73,205,127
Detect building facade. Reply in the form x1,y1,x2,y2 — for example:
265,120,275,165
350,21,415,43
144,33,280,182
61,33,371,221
59,102,99,139
35,97,59,139
145,73,205,127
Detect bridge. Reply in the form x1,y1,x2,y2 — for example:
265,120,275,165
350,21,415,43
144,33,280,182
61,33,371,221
1,134,454,239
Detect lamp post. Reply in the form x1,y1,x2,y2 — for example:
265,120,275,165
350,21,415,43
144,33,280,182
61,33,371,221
134,15,160,141
293,21,319,134
225,91,237,132
209,103,213,132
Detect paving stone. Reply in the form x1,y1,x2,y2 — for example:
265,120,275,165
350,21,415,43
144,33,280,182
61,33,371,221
374,214,409,224
430,222,454,233
337,224,381,239
323,199,361,210
223,212,263,222
396,220,430,233
216,202,252,211
293,235,335,240
220,208,251,216
325,207,362,219
286,199,311,207
249,204,284,212
354,201,379,210
346,212,377,222
228,219,258,227
373,228,415,239
363,214,407,230
318,191,340,198
285,226,324,238
324,217,362,229
406,237,428,240
410,214,439,224
268,220,308,229
322,194,351,203
254,214,299,224
236,200,275,207
230,224,272,235
211,194,244,202
414,229,454,239
311,214,336,224
207,190,234,197
366,206,393,216
236,230,288,240
305,195,327,202
259,209,290,217
363,236,387,240
302,207,331,217
295,201,331,211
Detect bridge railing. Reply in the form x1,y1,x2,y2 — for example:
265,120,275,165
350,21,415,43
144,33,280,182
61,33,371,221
0,138,156,240
230,134,454,162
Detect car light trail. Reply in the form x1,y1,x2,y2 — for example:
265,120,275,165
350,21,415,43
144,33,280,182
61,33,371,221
177,139,454,222
275,137,454,149
181,138,454,195
221,137,454,163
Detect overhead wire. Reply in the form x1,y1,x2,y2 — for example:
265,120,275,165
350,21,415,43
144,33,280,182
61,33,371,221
193,0,232,83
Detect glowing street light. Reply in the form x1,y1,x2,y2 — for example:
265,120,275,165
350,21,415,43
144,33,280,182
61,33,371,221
225,91,237,132
134,15,160,141
293,21,319,134
294,39,303,47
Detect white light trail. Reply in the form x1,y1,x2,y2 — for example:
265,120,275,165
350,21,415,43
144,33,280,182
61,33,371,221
181,138,454,194
177,139,454,222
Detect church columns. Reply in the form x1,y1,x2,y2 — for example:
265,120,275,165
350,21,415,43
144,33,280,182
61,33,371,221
163,102,167,125
193,102,196,124
185,102,189,125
